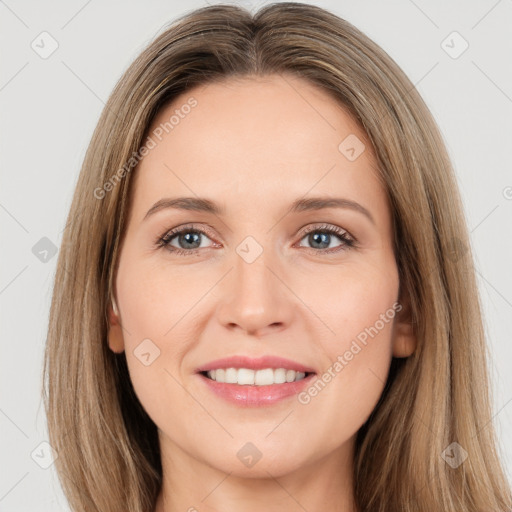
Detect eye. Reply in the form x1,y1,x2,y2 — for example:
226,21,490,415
296,224,355,253
156,224,217,256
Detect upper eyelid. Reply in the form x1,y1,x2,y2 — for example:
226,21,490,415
163,223,217,242
300,223,350,236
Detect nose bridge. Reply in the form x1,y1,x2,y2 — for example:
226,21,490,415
216,239,294,335
235,244,273,303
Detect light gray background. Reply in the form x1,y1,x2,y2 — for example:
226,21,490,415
1,0,511,510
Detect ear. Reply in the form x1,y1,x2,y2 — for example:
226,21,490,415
108,298,125,353
392,292,416,358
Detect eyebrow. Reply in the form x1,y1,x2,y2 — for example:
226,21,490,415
143,196,375,225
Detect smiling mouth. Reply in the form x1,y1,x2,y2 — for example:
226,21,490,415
200,368,315,386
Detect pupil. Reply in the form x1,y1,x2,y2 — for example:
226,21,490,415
310,232,329,249
180,232,200,249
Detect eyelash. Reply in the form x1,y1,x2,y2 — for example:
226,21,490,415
155,223,356,256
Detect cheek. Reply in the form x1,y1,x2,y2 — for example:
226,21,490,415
115,267,196,433
327,275,397,359
311,258,399,354
116,252,210,347
114,254,211,407
296,267,399,440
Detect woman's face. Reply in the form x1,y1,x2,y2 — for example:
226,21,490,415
110,73,415,479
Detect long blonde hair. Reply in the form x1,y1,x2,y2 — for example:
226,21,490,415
42,3,512,511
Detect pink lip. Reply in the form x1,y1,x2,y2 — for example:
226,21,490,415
198,372,316,407
195,355,316,374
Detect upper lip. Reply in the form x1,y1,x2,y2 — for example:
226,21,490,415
196,355,316,374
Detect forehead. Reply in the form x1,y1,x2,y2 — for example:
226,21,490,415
129,73,385,221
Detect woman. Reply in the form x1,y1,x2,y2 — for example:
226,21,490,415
42,3,512,511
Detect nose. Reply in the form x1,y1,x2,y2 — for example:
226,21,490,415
215,248,296,337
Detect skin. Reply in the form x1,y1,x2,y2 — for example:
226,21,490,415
108,73,416,512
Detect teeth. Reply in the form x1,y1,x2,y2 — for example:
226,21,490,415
205,368,307,385
225,368,237,383
286,369,296,383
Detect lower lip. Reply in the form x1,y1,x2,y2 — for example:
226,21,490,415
197,372,316,407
